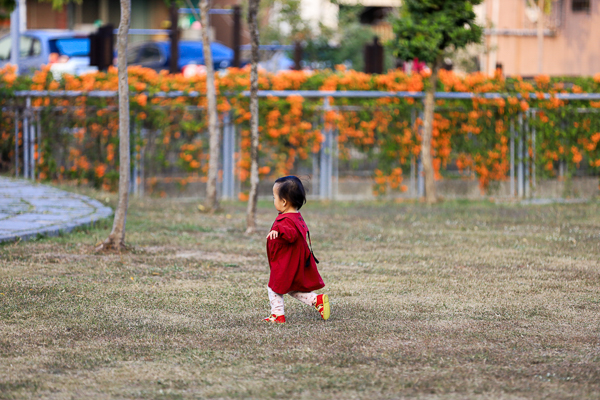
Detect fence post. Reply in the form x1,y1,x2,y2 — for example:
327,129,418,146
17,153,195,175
410,156,416,198
23,97,30,180
417,156,424,198
510,117,515,197
532,110,536,194
333,128,339,200
417,109,425,198
517,112,524,198
14,110,19,178
130,120,137,195
30,118,35,180
410,109,416,198
319,97,332,199
37,111,42,181
221,112,235,200
525,110,530,198
139,128,148,197
312,151,319,197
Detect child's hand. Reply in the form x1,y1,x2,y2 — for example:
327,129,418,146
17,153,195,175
266,230,279,240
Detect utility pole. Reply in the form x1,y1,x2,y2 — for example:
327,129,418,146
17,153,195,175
293,41,302,70
169,2,180,74
537,0,545,74
232,5,241,68
10,1,20,75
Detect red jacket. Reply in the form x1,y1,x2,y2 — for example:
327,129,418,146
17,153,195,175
267,212,325,294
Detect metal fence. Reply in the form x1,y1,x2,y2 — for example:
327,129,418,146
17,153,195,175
6,90,600,200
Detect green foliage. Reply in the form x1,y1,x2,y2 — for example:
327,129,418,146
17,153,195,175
0,0,15,12
390,0,483,66
0,0,82,13
259,0,313,43
305,5,389,71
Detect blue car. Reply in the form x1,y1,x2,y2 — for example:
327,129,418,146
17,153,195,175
0,30,95,77
127,40,234,72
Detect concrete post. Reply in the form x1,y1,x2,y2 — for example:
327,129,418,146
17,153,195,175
510,118,515,197
417,156,424,198
14,110,19,177
525,112,530,198
333,129,339,199
221,112,236,200
23,98,29,179
10,3,20,75
517,112,524,198
319,97,333,199
139,128,148,197
417,110,425,198
532,111,536,193
29,119,35,180
130,120,137,195
411,156,416,198
37,112,41,181
312,151,319,197
410,109,416,198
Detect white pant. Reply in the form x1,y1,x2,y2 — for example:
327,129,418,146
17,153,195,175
267,286,317,316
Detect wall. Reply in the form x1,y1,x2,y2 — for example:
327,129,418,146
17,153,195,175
485,0,600,76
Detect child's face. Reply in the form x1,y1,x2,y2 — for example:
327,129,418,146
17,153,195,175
273,184,287,213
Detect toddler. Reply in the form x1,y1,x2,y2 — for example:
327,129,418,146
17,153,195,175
264,176,330,323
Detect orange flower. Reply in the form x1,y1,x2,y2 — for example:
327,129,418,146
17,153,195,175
95,164,107,178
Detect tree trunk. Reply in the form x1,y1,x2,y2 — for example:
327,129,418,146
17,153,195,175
245,0,260,234
97,0,131,251
421,59,439,204
201,0,220,211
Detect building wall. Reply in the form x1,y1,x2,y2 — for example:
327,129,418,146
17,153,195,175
210,0,249,47
26,0,67,30
24,0,248,48
485,0,600,76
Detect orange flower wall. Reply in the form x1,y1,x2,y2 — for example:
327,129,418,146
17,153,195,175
1,64,600,196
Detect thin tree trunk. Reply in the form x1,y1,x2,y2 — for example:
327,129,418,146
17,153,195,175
245,0,260,234
422,59,439,204
97,0,131,251
201,0,220,211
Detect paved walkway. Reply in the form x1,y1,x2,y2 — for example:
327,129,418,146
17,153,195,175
0,177,113,243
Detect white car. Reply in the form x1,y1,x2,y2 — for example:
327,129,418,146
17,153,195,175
0,30,98,78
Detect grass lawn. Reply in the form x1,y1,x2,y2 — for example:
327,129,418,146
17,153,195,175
1,190,600,399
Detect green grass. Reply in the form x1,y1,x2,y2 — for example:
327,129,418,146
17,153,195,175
1,191,600,399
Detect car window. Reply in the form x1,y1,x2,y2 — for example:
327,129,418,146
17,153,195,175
127,46,140,64
0,36,9,61
19,36,33,57
31,38,41,57
49,38,90,57
0,36,43,60
139,45,161,63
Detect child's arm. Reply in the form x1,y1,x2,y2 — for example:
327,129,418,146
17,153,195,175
270,219,298,243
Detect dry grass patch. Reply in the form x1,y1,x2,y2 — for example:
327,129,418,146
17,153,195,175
1,192,600,399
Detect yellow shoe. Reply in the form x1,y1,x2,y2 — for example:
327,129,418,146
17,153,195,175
314,294,330,320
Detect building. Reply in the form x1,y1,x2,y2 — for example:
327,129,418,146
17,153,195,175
481,0,600,76
1,0,248,48
337,0,400,42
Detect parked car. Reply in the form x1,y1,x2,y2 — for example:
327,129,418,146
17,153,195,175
0,30,97,77
127,40,234,72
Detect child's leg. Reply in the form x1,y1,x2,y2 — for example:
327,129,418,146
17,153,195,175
267,286,285,316
288,291,317,307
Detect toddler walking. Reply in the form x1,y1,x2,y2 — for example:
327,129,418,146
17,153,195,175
264,176,330,323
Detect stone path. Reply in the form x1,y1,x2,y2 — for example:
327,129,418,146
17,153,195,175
0,177,113,243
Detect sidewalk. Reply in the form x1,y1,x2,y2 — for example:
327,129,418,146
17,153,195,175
0,177,113,243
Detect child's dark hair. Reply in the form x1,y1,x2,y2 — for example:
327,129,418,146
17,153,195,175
274,176,306,210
